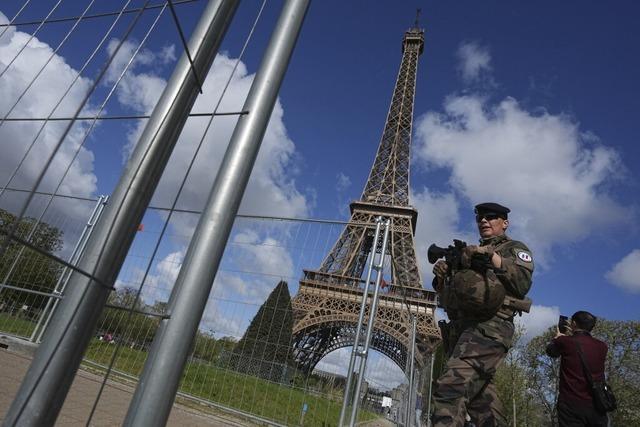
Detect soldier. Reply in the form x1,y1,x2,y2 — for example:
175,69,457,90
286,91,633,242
431,202,534,427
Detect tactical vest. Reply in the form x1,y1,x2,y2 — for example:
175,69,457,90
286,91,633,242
442,238,528,321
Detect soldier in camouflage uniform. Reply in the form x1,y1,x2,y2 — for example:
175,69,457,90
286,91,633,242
431,202,534,427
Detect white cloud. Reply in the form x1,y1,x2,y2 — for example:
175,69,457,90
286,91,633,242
0,12,97,197
415,95,628,266
206,227,296,307
515,304,559,343
158,45,176,64
100,44,311,318
154,249,183,285
105,38,171,116
335,172,352,217
457,41,492,83
605,249,640,293
412,188,476,283
113,249,184,304
0,12,98,244
336,172,352,192
231,229,295,280
315,347,350,375
201,298,244,339
316,348,406,391
108,47,311,225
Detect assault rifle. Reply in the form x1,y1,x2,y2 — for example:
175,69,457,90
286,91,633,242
427,239,492,273
427,239,467,271
428,239,532,315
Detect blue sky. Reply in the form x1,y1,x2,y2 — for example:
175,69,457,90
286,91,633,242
286,1,640,325
1,0,639,389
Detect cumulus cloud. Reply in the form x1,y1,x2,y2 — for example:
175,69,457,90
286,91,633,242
155,225,295,293
0,11,98,247
118,253,246,338
457,41,492,83
207,227,297,306
515,304,560,343
415,95,628,266
412,188,476,282
96,41,313,343
605,249,640,293
0,12,97,196
105,38,172,116
114,249,184,303
336,172,352,192
230,229,295,281
201,301,243,338
315,347,406,391
122,222,298,337
108,46,310,225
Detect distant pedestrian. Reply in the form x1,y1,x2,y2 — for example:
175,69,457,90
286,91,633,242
415,392,423,426
546,311,609,426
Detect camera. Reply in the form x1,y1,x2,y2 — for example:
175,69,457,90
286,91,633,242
558,315,571,334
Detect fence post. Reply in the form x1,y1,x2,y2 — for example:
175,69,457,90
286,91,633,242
339,218,384,427
406,314,417,426
29,195,108,343
348,218,391,426
426,352,435,427
2,1,239,425
123,1,310,425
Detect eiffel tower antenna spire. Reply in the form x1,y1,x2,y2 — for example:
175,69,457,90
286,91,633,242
414,8,422,28
291,20,440,375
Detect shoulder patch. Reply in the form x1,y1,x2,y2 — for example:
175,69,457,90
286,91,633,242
517,250,532,263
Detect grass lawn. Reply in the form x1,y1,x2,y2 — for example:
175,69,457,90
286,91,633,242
0,320,379,426
0,312,36,338
84,340,377,426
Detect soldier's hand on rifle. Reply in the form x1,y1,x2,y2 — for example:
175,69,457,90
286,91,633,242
432,260,448,291
461,245,499,269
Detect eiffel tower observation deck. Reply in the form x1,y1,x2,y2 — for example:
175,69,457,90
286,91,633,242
291,23,441,374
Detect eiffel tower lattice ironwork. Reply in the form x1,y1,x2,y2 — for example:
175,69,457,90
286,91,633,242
291,24,440,375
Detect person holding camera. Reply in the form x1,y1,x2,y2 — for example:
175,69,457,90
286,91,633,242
546,311,609,426
430,202,534,427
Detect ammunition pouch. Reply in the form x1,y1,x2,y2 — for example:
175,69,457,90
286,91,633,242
438,320,455,356
496,295,532,320
495,306,517,321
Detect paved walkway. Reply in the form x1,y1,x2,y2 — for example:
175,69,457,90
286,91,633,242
0,345,253,426
357,418,397,427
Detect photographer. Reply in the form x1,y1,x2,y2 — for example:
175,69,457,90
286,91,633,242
546,311,609,426
431,202,534,427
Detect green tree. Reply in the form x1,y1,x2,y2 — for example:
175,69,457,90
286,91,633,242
0,208,64,313
494,325,546,426
591,319,640,426
192,330,219,362
97,287,159,348
523,327,563,426
217,335,237,354
232,280,294,381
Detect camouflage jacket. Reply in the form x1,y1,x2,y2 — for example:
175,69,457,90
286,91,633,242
481,234,534,299
450,234,534,349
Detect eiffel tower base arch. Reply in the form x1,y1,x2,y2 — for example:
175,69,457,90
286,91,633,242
291,278,440,375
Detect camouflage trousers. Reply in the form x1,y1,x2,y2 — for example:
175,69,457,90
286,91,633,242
432,325,509,427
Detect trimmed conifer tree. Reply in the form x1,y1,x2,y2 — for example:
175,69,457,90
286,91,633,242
232,280,294,381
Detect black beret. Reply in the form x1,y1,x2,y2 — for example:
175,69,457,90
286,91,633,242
474,202,510,218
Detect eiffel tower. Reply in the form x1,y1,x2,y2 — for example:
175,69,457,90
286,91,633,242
291,23,440,375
